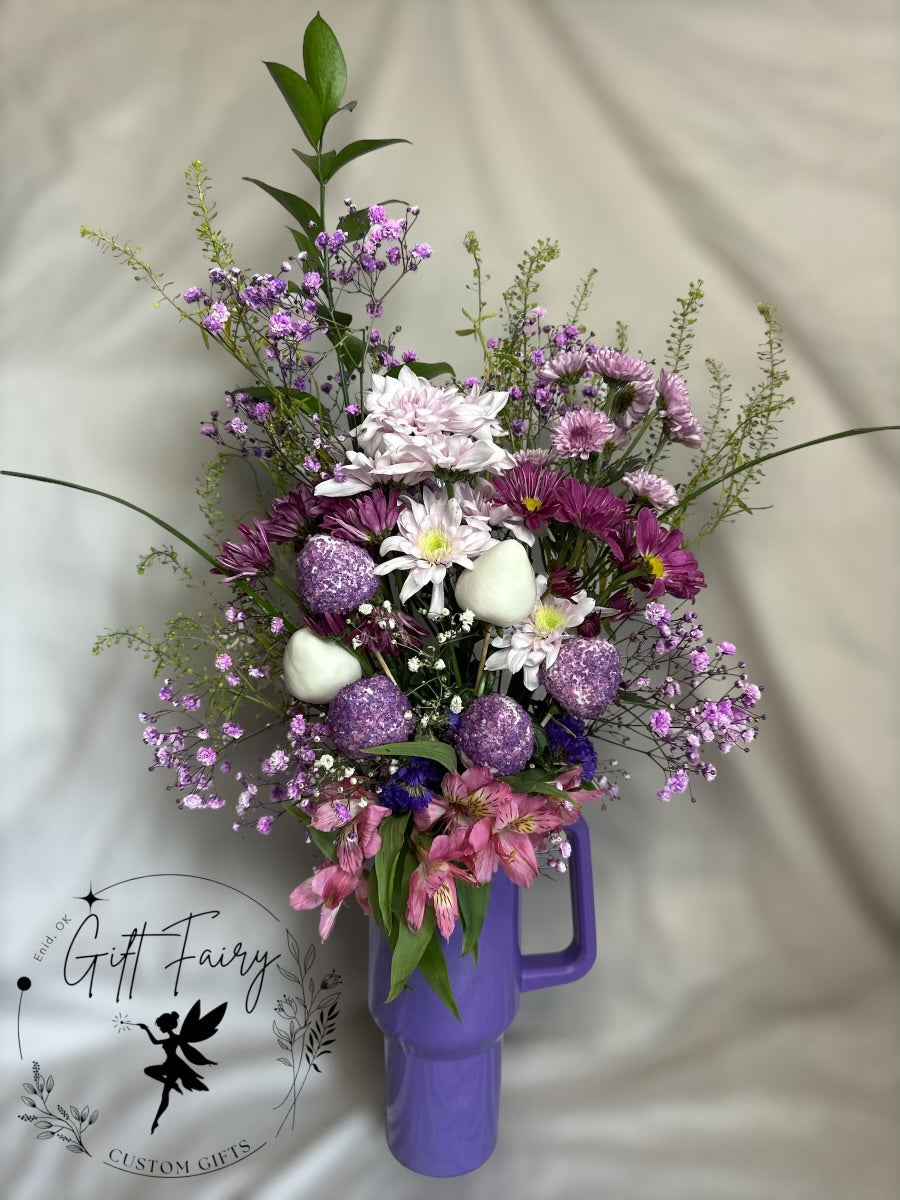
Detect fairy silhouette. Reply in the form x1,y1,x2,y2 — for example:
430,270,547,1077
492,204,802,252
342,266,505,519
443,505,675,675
136,1000,227,1134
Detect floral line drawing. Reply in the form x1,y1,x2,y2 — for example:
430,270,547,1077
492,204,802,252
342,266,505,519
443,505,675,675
272,930,341,1137
18,1061,97,1156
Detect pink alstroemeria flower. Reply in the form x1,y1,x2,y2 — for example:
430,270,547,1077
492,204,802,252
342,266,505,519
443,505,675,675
414,765,513,833
407,828,478,941
311,783,391,875
289,863,365,940
472,793,561,887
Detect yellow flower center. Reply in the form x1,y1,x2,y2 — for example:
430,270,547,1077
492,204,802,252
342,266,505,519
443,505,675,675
522,496,542,512
419,527,452,561
644,554,666,578
534,604,566,634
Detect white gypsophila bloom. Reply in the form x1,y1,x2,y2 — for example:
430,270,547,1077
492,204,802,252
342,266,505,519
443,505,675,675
375,486,495,616
484,577,596,690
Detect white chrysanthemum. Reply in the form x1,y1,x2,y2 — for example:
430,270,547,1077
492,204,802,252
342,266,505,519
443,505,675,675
484,577,596,690
358,366,508,453
375,488,495,616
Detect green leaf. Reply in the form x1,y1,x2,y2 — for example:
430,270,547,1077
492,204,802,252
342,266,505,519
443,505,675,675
455,328,476,337
417,932,461,1019
457,880,491,963
367,865,385,933
323,321,366,375
302,14,347,123
287,227,324,272
329,138,410,178
243,178,321,233
363,740,458,774
391,845,418,925
385,360,456,381
498,768,565,797
293,147,337,185
284,803,336,861
264,62,324,148
0,472,218,568
387,909,435,1002
240,383,319,417
308,826,338,863
336,208,371,242
374,814,409,937
531,721,549,755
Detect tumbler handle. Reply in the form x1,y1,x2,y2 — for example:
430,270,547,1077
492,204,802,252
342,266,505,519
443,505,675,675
518,816,597,992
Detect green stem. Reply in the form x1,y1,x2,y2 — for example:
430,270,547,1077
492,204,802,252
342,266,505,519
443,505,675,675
667,426,900,516
318,160,352,415
1,470,285,622
2,471,218,565
473,625,494,696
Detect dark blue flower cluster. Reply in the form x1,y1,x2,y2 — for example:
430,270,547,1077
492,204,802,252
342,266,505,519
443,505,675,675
379,757,445,814
545,715,597,783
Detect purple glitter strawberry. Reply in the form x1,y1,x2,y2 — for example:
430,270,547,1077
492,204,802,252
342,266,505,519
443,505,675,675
296,534,378,614
540,637,621,719
456,693,534,775
328,675,415,757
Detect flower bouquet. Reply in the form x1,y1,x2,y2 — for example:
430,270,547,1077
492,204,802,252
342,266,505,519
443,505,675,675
5,12,895,1178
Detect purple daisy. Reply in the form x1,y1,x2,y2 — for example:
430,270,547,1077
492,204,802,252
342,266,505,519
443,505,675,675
547,564,583,599
657,369,703,447
264,482,331,543
492,461,565,531
551,408,616,459
622,469,678,509
537,349,591,384
322,488,404,544
214,519,272,581
555,478,630,543
586,347,656,442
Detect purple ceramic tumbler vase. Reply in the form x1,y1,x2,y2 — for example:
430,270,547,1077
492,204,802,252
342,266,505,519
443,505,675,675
368,817,596,1177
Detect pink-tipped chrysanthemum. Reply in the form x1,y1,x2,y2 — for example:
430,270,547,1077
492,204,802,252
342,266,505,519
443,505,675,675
622,469,678,509
657,369,703,447
551,408,616,459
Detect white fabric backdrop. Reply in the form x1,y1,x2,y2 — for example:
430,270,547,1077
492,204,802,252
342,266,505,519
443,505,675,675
2,1,898,1197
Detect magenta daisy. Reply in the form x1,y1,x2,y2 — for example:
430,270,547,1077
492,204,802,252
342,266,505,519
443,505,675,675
611,507,705,600
551,408,615,459
492,461,565,531
555,477,630,542
264,481,329,542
